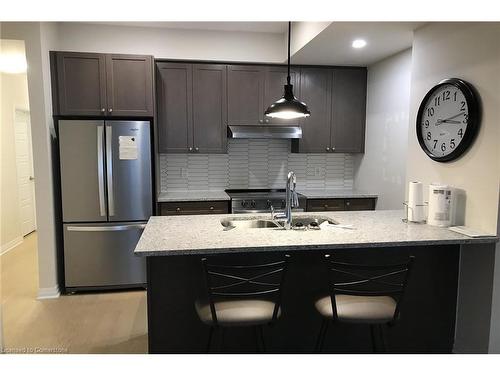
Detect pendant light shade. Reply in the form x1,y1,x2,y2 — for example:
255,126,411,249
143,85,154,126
265,22,310,120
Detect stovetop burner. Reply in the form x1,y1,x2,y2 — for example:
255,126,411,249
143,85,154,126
225,189,306,213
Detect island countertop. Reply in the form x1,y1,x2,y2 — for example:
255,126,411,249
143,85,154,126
134,210,498,256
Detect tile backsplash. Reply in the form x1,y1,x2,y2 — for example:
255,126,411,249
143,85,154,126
160,139,354,192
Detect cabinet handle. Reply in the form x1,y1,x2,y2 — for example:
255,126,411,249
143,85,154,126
346,201,350,206
326,147,330,151
210,206,214,210
265,119,269,123
259,119,263,124
195,147,199,151
108,108,113,113
331,147,335,152
324,204,329,209
176,207,181,212
188,147,193,151
101,108,106,113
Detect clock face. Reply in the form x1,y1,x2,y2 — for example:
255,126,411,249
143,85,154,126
416,79,479,162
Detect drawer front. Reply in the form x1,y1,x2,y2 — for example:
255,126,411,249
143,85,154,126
160,201,229,215
344,198,376,211
306,199,345,212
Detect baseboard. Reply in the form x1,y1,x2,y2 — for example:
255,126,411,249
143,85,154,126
37,285,61,300
0,236,23,255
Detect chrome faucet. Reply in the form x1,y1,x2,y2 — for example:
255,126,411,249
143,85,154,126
273,171,299,230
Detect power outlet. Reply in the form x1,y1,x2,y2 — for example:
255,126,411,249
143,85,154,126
180,168,188,178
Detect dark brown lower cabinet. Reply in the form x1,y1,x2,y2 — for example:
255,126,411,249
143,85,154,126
159,201,229,216
307,198,376,212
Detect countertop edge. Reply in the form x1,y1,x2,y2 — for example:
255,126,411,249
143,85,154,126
135,237,498,257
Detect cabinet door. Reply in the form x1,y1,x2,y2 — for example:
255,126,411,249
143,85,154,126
263,66,300,125
56,52,107,116
306,199,345,212
156,63,192,153
331,68,367,153
192,64,227,153
344,198,376,211
106,54,154,117
160,201,229,215
227,65,265,125
296,68,332,153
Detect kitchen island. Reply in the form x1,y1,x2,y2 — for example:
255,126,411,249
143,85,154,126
135,210,498,353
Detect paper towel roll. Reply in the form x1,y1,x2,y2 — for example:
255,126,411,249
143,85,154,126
408,181,425,222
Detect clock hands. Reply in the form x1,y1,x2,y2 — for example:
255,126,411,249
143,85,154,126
436,112,465,125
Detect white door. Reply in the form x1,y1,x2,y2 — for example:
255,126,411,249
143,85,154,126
14,109,36,236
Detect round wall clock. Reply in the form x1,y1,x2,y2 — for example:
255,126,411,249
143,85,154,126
416,78,480,162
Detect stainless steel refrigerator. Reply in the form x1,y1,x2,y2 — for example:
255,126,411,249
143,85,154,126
58,120,152,292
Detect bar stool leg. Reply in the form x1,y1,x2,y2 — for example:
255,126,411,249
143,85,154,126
206,326,214,353
219,327,225,353
370,324,378,353
378,324,388,353
315,319,330,353
257,326,266,353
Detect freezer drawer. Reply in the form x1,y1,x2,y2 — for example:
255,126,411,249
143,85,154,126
63,222,146,289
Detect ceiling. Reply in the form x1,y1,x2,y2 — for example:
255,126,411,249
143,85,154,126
92,22,288,34
291,22,424,66
86,21,424,66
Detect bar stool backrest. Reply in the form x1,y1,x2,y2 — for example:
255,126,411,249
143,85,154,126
324,255,415,322
201,255,290,326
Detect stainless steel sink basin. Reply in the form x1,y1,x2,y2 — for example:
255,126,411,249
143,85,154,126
221,215,338,231
221,218,280,230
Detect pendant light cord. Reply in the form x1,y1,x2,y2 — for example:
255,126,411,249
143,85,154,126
287,21,291,85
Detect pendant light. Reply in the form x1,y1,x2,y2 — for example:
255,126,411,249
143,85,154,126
265,21,310,120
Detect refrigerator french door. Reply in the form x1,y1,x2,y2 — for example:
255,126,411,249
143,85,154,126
59,120,152,291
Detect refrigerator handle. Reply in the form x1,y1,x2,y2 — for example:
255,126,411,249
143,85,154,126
66,224,146,232
106,125,115,216
97,125,106,217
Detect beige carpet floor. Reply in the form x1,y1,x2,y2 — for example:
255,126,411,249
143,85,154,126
1,233,148,354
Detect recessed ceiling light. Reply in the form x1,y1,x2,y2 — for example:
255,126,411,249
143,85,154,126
352,39,367,49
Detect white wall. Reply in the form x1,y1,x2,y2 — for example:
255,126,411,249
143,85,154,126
290,22,331,55
407,22,500,353
354,49,412,209
489,198,500,352
56,22,287,63
406,23,500,234
1,50,30,253
1,22,60,298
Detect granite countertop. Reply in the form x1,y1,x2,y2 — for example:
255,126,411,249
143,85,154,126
157,190,230,202
135,210,498,257
297,189,378,199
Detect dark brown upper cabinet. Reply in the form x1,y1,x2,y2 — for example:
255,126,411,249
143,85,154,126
156,62,192,153
192,64,227,153
52,51,153,117
156,62,227,154
294,67,332,153
331,68,367,153
105,54,154,117
227,65,264,125
54,52,107,116
292,67,367,153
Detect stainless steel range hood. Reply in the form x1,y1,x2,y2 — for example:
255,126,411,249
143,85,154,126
227,125,302,139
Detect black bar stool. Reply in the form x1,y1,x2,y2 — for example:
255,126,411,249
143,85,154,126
195,254,290,353
314,255,414,353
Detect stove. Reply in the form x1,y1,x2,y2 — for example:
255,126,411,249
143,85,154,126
225,189,306,214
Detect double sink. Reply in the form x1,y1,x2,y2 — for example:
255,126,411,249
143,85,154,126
221,215,338,231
